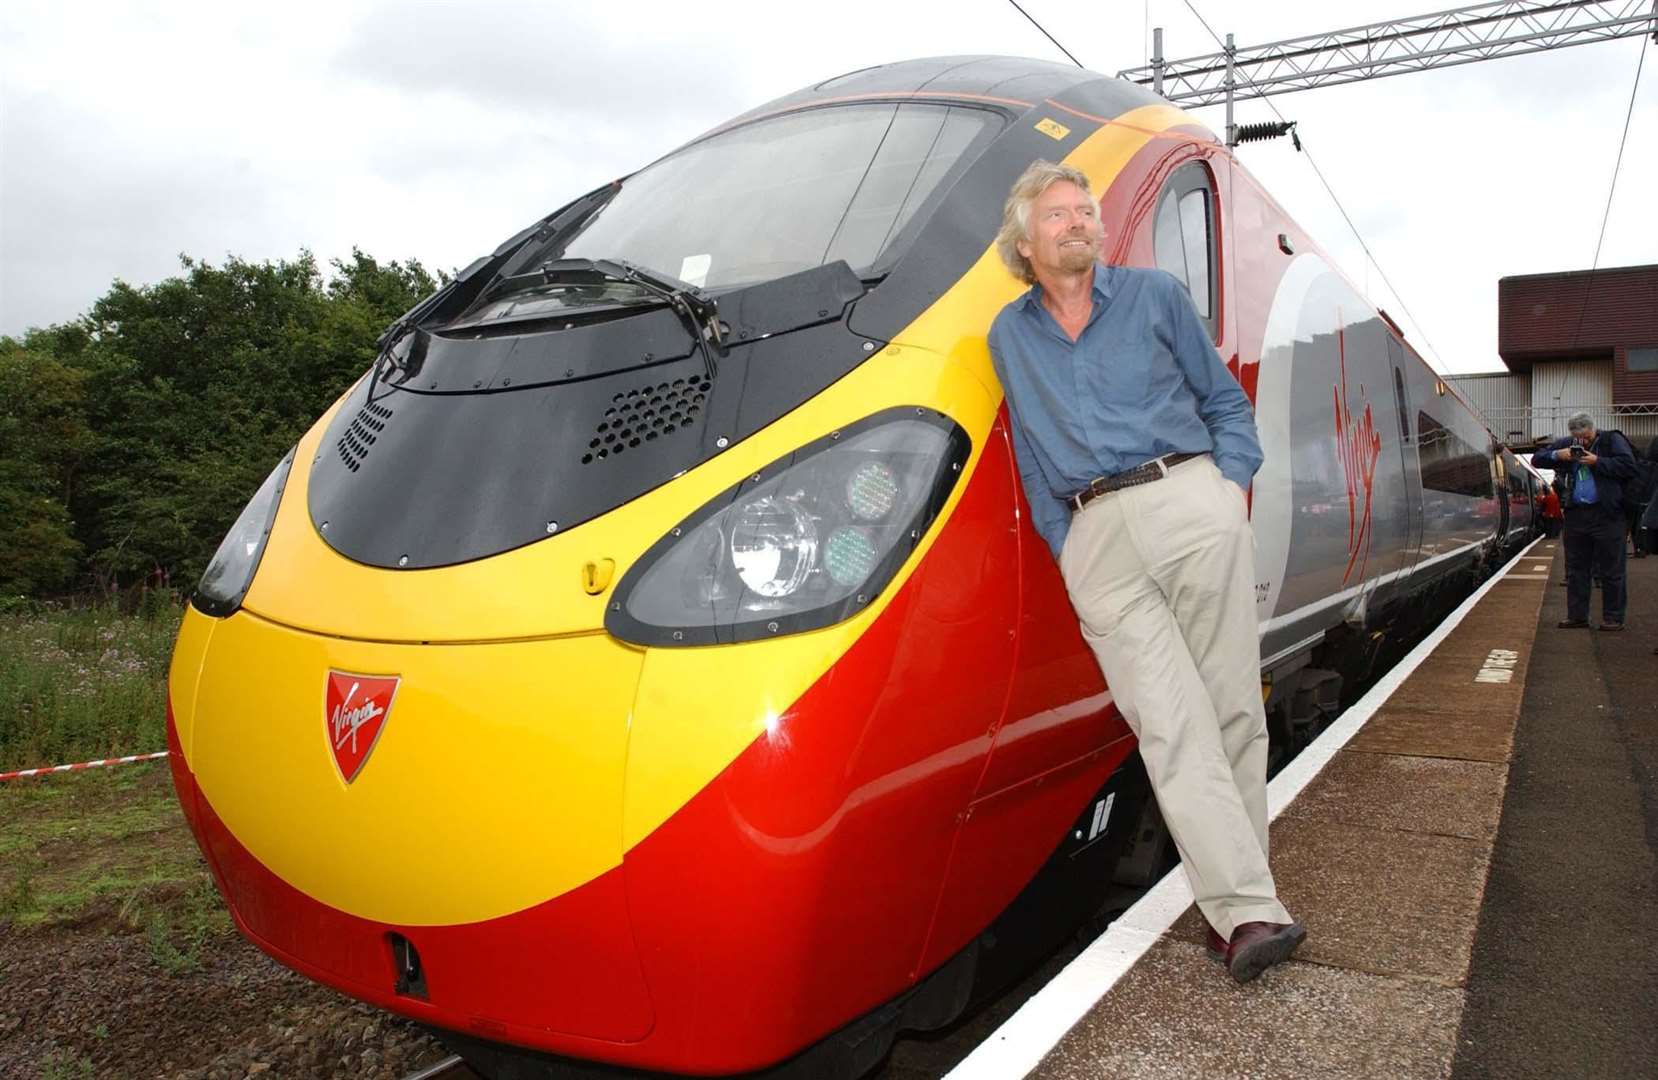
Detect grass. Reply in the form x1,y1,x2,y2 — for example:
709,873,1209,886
0,596,223,958
37,1053,96,1080
0,602,237,976
0,598,181,773
0,762,230,971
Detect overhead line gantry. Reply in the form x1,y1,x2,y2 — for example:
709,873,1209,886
1117,0,1657,145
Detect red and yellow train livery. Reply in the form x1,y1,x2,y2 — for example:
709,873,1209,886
167,57,1532,1078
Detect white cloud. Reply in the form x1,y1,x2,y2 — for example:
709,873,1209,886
2,0,1653,378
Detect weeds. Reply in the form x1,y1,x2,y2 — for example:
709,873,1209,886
37,1052,96,1080
124,875,230,975
0,600,180,771
0,763,227,962
1,871,38,921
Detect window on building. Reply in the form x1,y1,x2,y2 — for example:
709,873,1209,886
1152,162,1218,338
1628,347,1658,373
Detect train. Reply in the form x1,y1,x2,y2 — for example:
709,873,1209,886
165,56,1544,1079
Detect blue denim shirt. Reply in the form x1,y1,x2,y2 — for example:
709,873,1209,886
988,264,1263,559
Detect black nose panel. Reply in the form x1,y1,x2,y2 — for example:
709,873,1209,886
308,270,875,570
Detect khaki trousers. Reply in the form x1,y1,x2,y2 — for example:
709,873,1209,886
1058,455,1291,938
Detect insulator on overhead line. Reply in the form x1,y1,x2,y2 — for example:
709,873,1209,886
1235,120,1300,149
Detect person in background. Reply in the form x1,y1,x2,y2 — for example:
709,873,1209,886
1637,436,1658,558
1540,479,1563,540
1533,414,1637,630
1625,435,1655,559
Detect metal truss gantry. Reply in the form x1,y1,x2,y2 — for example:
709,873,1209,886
1119,0,1658,144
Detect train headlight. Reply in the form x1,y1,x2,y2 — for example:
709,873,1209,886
729,496,818,598
192,448,296,618
607,408,970,645
845,461,900,520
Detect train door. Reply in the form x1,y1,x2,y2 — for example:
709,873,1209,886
1492,451,1518,544
1387,336,1425,581
1494,449,1512,542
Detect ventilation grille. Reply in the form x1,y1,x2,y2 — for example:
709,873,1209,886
582,378,710,465
336,399,394,473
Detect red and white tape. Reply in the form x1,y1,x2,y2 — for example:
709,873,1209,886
0,751,169,783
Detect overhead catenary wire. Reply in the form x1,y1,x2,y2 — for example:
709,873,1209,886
1006,0,1085,68
1554,35,1649,416
1180,0,1452,375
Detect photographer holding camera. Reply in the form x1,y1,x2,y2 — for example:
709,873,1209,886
1533,412,1638,631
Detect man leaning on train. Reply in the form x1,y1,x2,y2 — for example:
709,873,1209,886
1533,413,1637,632
986,159,1305,983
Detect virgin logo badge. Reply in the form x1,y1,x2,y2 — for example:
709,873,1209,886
326,671,399,783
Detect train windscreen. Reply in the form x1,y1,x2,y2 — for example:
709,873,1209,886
557,103,1001,290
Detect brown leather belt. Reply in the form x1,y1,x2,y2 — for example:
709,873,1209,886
1062,453,1204,513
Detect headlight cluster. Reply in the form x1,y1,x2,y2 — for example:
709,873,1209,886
606,408,970,645
193,448,296,618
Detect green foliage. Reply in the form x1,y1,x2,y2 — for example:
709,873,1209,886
0,249,438,597
0,344,90,594
0,601,182,771
0,762,225,949
37,1052,96,1080
138,877,233,975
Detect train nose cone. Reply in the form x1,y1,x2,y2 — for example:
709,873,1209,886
169,607,653,1042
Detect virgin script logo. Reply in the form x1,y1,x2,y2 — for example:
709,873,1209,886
1332,320,1381,586
325,671,399,783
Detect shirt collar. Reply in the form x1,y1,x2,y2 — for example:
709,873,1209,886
1016,262,1116,314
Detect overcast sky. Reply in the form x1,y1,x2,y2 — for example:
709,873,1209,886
2,0,1653,373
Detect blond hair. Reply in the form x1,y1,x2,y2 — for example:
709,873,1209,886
995,160,1097,285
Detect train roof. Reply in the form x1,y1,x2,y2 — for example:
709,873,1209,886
699,56,1169,142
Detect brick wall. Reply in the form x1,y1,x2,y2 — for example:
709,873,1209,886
1498,265,1658,391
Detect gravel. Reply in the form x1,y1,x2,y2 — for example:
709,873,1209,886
0,914,454,1079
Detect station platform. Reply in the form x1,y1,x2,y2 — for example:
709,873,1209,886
950,540,1658,1080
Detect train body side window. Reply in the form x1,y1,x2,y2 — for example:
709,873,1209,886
1152,162,1218,339
1391,364,1411,444
1418,411,1495,498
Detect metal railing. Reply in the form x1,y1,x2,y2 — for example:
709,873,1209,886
1474,402,1658,441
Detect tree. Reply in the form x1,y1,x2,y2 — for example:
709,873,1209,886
3,249,440,596
0,343,91,595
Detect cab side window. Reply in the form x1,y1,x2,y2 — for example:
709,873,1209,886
1152,162,1219,340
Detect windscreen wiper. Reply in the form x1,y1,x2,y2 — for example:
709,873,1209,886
540,258,726,380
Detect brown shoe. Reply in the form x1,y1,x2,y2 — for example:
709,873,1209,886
1600,622,1624,632
1225,921,1306,982
1205,924,1227,962
1558,619,1590,629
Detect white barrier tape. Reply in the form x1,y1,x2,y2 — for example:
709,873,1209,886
0,750,169,783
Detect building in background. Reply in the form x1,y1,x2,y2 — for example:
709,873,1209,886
1445,263,1658,447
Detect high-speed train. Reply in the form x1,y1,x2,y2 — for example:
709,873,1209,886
166,56,1539,1078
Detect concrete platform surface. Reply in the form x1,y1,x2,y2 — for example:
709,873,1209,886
1029,540,1658,1079
1278,751,1506,843
1036,940,1462,1080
